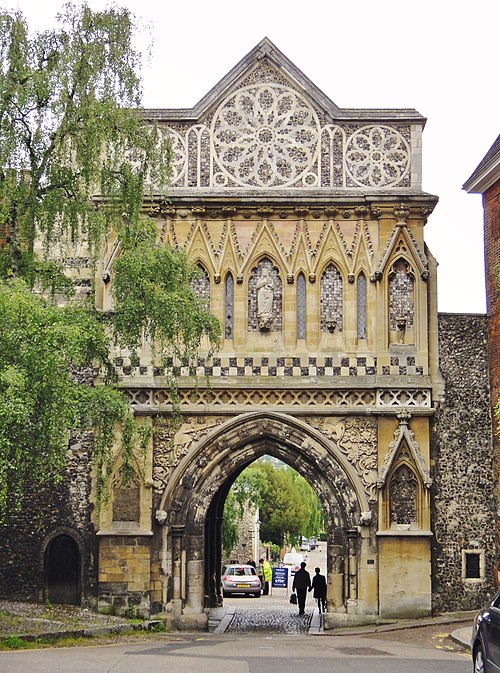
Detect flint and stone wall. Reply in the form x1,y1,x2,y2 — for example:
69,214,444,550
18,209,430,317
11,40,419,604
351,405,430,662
431,313,495,611
0,433,98,606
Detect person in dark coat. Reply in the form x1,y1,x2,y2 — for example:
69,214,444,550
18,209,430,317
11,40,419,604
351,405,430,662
292,561,311,615
309,566,327,613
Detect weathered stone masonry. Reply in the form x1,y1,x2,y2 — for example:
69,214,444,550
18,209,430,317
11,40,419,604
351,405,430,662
0,39,496,625
431,314,494,612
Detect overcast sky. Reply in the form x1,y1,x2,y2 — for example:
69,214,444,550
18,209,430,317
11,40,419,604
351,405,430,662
15,0,498,313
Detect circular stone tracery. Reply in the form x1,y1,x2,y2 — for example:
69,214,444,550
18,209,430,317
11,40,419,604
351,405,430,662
345,125,410,187
211,84,320,188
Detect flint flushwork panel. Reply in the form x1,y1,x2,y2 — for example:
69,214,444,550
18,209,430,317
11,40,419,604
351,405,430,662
160,63,412,191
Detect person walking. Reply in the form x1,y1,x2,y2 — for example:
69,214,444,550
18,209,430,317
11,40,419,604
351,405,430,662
292,561,311,615
309,566,327,613
259,558,272,595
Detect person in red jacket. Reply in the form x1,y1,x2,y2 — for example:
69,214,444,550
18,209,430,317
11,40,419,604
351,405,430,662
292,561,311,615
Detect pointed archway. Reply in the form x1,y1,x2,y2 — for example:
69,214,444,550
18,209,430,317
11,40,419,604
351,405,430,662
156,411,375,621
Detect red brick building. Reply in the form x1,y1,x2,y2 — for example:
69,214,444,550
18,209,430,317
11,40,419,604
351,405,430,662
464,133,500,583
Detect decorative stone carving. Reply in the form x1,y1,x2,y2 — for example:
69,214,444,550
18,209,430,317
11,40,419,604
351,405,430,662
156,509,168,525
359,511,373,526
345,126,410,187
248,259,282,332
256,268,275,331
394,203,410,223
306,417,378,502
212,84,320,188
378,410,432,489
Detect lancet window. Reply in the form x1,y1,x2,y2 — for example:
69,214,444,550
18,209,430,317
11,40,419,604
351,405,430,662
357,272,367,340
297,272,306,339
225,272,234,339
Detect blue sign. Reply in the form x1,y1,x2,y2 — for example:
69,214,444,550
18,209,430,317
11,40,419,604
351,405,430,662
272,566,288,588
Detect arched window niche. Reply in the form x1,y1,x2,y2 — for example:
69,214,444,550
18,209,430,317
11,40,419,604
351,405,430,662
248,258,282,333
225,272,234,340
357,272,367,341
388,461,420,530
378,413,432,533
190,264,211,312
297,272,306,340
388,259,415,345
320,263,343,334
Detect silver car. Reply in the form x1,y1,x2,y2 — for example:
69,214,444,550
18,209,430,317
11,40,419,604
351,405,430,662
221,564,262,598
472,592,500,672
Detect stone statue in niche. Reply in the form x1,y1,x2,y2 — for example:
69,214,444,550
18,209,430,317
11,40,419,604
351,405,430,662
256,268,274,331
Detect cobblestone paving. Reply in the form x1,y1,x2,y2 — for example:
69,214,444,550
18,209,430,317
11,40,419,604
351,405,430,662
225,603,313,634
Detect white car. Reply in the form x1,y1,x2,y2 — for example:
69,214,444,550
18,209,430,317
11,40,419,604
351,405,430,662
282,552,304,575
221,564,262,598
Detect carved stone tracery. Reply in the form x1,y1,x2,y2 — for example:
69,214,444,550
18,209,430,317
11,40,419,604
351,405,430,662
306,417,378,502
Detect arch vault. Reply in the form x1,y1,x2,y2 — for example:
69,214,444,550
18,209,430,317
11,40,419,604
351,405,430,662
155,411,377,626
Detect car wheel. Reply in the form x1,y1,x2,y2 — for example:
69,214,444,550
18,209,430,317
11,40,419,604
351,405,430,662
254,592,261,598
474,645,486,673
222,590,229,598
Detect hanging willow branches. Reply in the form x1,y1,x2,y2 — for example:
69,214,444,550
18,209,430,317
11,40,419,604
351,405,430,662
0,3,220,522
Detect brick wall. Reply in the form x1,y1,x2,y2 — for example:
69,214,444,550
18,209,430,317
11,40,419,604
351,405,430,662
484,179,500,582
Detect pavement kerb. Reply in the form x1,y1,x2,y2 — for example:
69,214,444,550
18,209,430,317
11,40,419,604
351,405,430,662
310,611,476,642
1,620,164,644
2,609,475,644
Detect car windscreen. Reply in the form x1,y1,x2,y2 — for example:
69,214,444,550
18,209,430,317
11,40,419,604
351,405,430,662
226,566,256,576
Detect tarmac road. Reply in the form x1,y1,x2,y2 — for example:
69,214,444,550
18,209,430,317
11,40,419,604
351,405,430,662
0,630,471,673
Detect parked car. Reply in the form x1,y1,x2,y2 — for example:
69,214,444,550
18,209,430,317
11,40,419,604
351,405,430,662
471,592,500,672
300,540,310,552
283,552,304,575
221,564,261,598
308,537,317,550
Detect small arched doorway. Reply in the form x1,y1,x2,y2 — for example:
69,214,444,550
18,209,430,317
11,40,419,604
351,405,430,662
45,533,81,605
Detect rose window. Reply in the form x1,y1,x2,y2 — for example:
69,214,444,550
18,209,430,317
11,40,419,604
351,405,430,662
211,84,320,187
345,125,410,187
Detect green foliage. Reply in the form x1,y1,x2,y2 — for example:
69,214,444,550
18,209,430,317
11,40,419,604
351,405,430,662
0,3,171,274
0,279,127,520
1,635,30,650
221,490,240,557
0,4,220,520
222,458,324,553
111,242,220,364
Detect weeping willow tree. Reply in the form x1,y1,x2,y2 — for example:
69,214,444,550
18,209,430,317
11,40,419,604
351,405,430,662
0,3,220,522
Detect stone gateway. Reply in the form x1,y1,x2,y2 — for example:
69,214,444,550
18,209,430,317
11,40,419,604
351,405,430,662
0,39,494,629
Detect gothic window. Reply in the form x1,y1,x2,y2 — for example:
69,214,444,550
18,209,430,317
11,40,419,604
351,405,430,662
388,260,414,332
297,272,306,339
190,265,210,311
389,464,418,527
357,272,367,340
320,264,343,333
248,258,282,332
225,272,234,339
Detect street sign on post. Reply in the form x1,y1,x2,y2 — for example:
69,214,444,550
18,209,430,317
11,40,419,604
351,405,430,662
271,566,288,592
